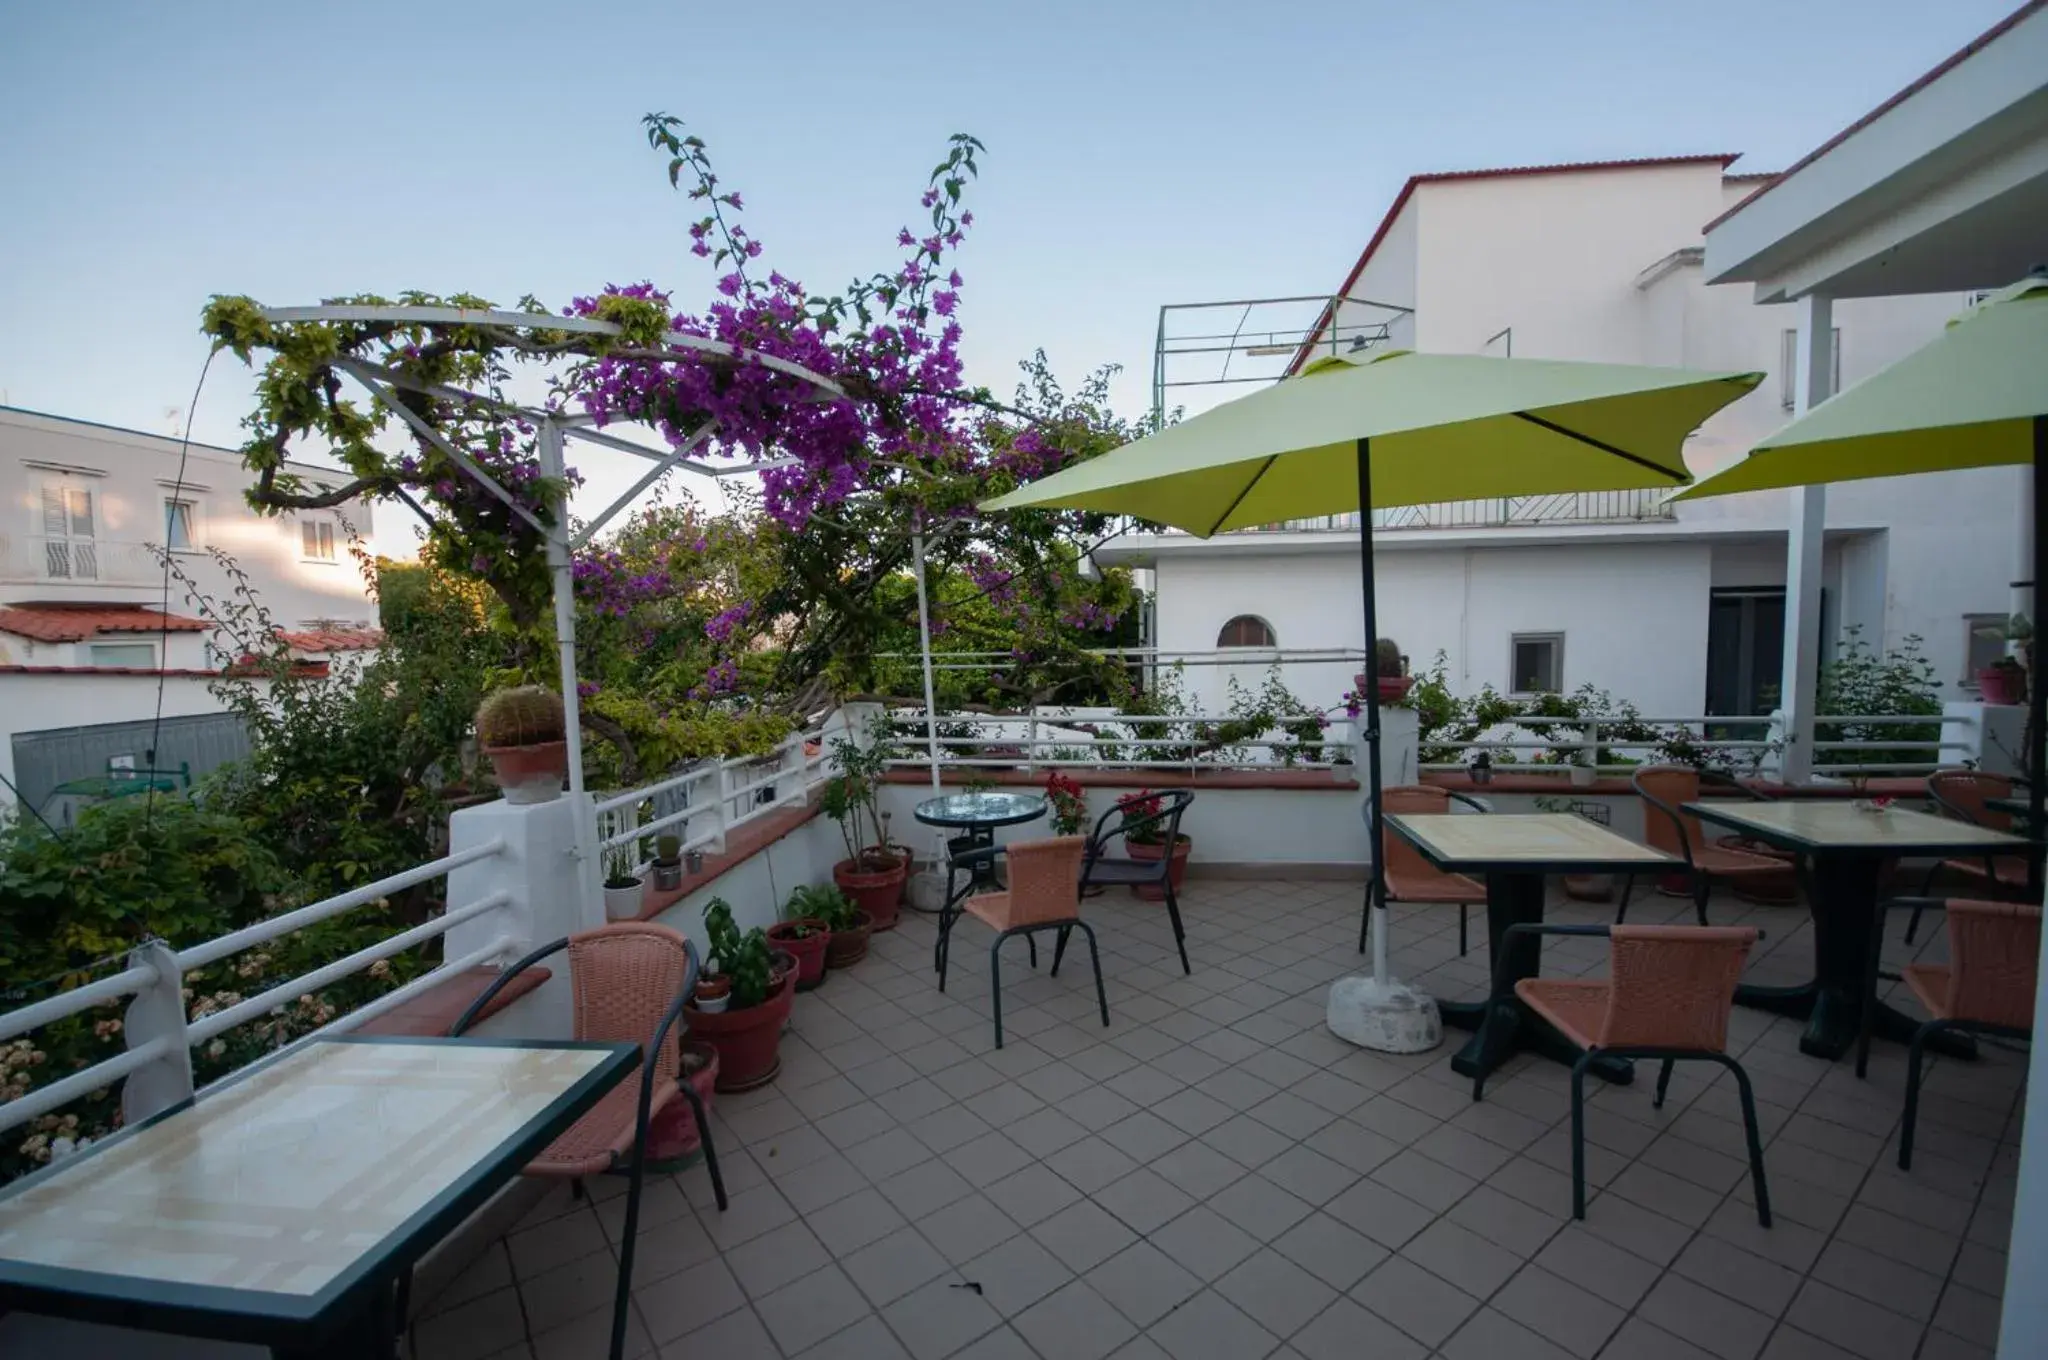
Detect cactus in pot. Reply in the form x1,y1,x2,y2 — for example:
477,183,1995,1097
475,686,568,804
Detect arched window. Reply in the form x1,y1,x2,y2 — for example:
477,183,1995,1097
1216,615,1276,648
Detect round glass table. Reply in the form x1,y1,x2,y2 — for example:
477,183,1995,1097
913,792,1049,913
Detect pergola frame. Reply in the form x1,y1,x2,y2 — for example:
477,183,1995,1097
254,304,841,918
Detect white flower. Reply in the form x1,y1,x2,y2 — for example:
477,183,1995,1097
49,1137,75,1160
206,1040,226,1059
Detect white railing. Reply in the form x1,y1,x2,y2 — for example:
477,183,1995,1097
1416,710,1977,778
593,722,832,864
0,838,516,1140
885,710,1354,775
1152,488,1676,536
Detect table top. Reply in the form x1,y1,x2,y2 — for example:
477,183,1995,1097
914,791,1048,829
1387,812,1678,875
0,1036,634,1337
1686,800,2034,856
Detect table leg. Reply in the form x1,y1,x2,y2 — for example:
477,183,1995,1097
1443,873,1632,1086
275,1279,400,1359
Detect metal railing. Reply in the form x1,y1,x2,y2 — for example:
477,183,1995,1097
1206,488,1676,536
0,839,516,1140
886,710,1355,776
593,722,832,864
1417,710,1977,778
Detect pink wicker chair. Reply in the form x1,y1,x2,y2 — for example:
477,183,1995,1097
1374,785,1488,956
451,922,724,1360
1907,772,2034,942
938,836,1108,1048
1472,923,1770,1225
1872,899,2040,1170
1624,766,1787,927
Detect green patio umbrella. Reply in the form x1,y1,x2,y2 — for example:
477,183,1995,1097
981,348,1761,1005
1676,273,2048,839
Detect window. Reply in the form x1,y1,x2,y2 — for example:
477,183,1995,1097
163,498,196,551
40,481,97,579
1963,613,2010,687
88,643,156,669
1779,327,1842,411
1216,615,1276,648
1511,633,1564,694
301,518,336,561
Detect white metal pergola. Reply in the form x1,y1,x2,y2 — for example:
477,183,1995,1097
254,305,842,915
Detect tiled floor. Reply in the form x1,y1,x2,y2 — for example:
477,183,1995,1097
411,877,2025,1360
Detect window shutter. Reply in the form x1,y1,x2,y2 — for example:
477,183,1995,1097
42,485,67,536
67,488,94,538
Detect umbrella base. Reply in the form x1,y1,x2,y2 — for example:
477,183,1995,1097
1327,975,1442,1053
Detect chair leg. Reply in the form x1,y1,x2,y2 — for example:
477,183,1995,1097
1615,875,1635,925
1027,933,1038,970
1904,878,1934,944
937,911,952,994
1900,1021,1940,1170
610,1122,651,1360
1078,921,1110,1028
1856,891,1889,1081
1163,878,1192,975
1569,1052,1592,1220
1691,875,1711,928
1051,924,1072,977
1653,1058,1676,1109
989,935,1006,1050
679,1081,727,1212
1722,1055,1772,1228
1458,904,1468,958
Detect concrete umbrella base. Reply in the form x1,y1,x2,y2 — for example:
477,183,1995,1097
1328,975,1442,1054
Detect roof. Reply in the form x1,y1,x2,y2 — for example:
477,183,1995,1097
278,626,383,653
0,604,210,643
1703,0,2048,233
1287,154,1742,374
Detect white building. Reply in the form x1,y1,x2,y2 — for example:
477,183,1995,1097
0,407,382,811
1105,153,2018,729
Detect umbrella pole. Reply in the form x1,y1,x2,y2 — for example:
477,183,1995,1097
1326,437,1442,1055
2032,414,2045,891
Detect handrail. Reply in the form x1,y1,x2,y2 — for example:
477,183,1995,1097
593,723,830,863
0,965,159,1045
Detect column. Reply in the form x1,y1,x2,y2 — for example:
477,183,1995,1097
1777,293,1833,784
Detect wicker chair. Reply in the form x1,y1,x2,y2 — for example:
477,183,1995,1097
1370,785,1489,956
1472,923,1770,1226
1622,766,1786,927
1866,899,2040,1170
1907,771,2033,943
939,836,1109,1049
451,922,725,1360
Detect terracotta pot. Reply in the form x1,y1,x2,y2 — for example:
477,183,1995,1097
644,1041,720,1170
834,853,909,931
1718,834,1801,905
1656,870,1695,899
1127,835,1191,902
1979,665,2026,706
1355,672,1414,704
483,740,567,804
767,920,831,990
686,967,795,1092
1562,873,1614,903
693,975,732,1013
825,911,874,968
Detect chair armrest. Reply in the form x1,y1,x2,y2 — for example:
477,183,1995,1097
1879,897,1949,916
949,844,1006,871
1446,791,1492,814
449,937,570,1037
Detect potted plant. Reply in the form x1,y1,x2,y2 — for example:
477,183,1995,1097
1469,751,1494,786
602,844,644,921
651,834,685,892
1119,789,1190,902
790,883,872,968
475,686,567,804
1975,614,2032,705
824,714,910,929
766,904,831,992
686,899,796,1092
1045,771,1089,836
693,973,732,1013
1356,638,1413,705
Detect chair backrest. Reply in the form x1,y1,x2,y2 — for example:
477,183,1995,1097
1379,785,1454,883
1928,769,2015,834
1943,900,2041,1029
1001,836,1089,926
566,922,697,1088
1597,925,1756,1051
1634,766,1705,860
1090,789,1195,856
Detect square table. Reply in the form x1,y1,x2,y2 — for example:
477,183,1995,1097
1386,812,1678,1084
0,1035,635,1358
1686,800,2034,1060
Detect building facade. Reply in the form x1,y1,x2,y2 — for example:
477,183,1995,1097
0,407,381,810
1106,156,2019,722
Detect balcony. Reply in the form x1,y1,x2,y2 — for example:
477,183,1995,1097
1235,488,1676,535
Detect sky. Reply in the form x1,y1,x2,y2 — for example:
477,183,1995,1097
0,0,2021,558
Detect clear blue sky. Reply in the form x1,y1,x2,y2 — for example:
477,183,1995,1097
0,0,2018,551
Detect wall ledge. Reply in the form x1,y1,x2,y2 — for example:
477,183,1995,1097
634,798,825,922
354,965,551,1038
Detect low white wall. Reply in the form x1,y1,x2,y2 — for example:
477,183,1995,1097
647,813,844,957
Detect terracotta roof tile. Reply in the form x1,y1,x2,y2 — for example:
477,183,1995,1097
0,605,210,643
278,627,383,653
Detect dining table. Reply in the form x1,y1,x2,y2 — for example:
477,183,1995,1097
1386,811,1679,1085
0,1035,635,1358
1686,799,2034,1061
914,791,1049,909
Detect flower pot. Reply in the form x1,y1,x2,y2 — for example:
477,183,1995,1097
1717,834,1801,905
1127,835,1191,902
1569,765,1596,788
686,968,795,1092
1656,870,1695,898
1562,873,1614,903
693,975,732,1013
1356,672,1414,704
603,878,644,921
833,853,909,931
767,920,830,991
644,1041,720,1171
484,740,567,804
825,910,874,968
1979,665,2027,706
652,859,683,892
685,849,705,874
